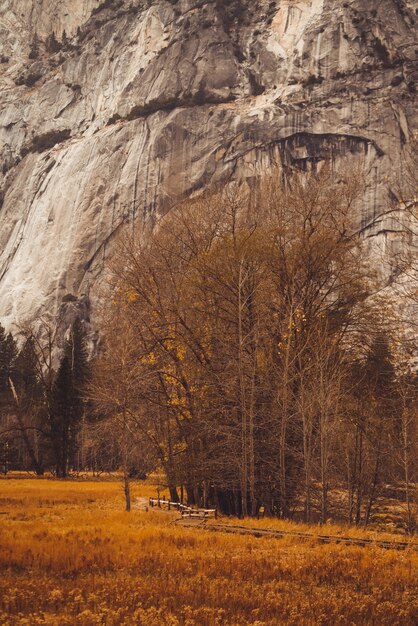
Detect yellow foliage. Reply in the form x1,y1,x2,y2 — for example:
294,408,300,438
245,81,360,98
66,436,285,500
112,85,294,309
141,351,157,366
126,291,139,303
176,344,186,361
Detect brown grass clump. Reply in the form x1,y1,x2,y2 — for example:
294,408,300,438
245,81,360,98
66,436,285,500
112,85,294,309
0,479,417,625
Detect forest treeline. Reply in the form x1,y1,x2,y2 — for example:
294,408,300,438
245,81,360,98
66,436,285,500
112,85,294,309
0,319,89,478
1,171,417,530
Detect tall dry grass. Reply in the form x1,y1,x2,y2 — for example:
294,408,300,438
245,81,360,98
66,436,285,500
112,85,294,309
0,478,417,625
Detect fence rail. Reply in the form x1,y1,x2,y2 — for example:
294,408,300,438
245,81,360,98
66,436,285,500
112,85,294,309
148,497,217,519
147,497,416,551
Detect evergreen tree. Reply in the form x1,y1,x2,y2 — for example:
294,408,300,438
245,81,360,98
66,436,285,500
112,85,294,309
28,32,40,59
364,335,396,400
50,319,89,477
0,324,17,395
51,355,74,477
347,335,397,525
0,324,17,473
14,337,40,404
68,318,90,388
12,337,45,475
45,31,61,53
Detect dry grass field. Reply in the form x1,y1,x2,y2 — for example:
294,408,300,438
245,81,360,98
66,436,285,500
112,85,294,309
0,478,417,626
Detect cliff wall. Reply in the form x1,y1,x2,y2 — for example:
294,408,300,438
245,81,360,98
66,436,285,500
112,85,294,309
0,0,417,335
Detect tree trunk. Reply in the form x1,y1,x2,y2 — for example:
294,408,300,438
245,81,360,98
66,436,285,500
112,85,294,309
123,469,131,512
122,415,131,512
320,413,329,525
278,306,294,519
17,416,44,475
355,427,364,526
169,485,179,503
401,404,414,535
364,455,379,528
238,260,248,518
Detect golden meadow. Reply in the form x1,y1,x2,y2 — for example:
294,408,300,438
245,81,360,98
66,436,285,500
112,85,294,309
1,478,417,626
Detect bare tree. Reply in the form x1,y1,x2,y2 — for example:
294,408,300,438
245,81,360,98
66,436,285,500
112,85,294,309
92,168,397,520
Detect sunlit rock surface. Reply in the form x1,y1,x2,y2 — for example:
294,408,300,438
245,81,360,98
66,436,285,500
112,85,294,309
0,0,417,332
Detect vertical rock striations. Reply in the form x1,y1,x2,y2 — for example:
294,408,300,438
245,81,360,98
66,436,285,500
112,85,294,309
0,0,417,330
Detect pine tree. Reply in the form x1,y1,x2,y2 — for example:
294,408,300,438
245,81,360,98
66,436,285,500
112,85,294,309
51,355,73,477
0,324,17,395
12,338,45,475
68,318,90,389
45,31,61,53
50,319,89,477
348,335,397,525
364,335,396,399
28,32,40,59
14,337,40,404
0,324,17,473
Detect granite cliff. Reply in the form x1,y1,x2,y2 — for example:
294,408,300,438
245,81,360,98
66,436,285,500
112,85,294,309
0,0,417,339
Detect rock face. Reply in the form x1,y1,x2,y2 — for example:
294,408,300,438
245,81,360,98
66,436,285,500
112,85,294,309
0,0,417,334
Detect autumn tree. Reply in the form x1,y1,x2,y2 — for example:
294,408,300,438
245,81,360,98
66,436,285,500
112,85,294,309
93,167,394,520
89,289,159,510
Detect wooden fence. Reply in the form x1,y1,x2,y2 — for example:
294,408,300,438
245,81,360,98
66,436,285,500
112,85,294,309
147,496,417,551
148,497,217,519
